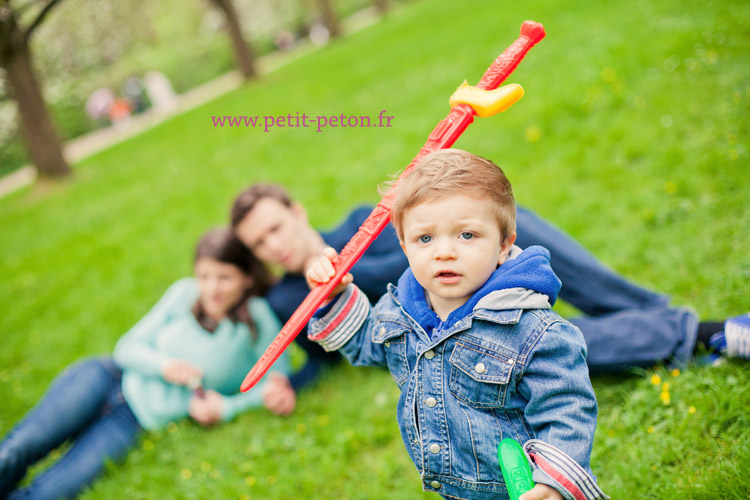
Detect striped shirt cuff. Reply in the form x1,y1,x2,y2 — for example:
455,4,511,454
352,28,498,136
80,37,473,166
308,285,369,352
523,439,609,500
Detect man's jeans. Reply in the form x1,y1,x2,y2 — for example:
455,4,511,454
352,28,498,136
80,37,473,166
0,358,141,499
516,206,698,373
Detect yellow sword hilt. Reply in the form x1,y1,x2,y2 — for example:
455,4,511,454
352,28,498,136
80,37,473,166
449,82,524,117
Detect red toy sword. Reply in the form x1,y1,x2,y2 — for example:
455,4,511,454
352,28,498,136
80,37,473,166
242,20,546,392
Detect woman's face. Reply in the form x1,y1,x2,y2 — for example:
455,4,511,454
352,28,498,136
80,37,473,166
195,257,253,320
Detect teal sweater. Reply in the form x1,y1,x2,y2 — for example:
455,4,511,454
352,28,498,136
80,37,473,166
113,278,289,430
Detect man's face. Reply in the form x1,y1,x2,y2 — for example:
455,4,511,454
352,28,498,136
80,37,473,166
399,193,515,320
235,197,312,273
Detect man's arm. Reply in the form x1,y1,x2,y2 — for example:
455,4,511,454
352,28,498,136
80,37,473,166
324,206,408,303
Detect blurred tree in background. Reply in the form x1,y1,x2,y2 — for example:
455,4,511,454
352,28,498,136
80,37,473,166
1,0,71,178
210,0,256,79
312,0,339,38
0,0,380,178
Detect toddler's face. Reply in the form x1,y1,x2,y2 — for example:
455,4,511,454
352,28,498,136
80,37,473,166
399,193,514,320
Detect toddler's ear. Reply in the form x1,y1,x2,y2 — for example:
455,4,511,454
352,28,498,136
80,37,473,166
498,232,517,265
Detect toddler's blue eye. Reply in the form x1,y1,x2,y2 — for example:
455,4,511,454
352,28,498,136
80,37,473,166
460,232,474,240
419,235,432,243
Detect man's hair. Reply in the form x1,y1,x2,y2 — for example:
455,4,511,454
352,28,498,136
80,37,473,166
230,183,292,228
390,149,516,240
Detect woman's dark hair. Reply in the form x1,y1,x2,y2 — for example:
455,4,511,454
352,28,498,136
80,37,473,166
191,227,275,338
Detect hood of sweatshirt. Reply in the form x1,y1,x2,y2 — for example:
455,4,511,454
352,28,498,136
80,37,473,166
396,245,562,333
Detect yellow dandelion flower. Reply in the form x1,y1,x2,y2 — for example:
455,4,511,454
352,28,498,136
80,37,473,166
688,406,696,414
660,391,671,405
316,415,330,427
142,439,154,451
296,423,308,434
201,461,212,472
665,181,678,194
525,126,541,143
245,476,257,486
647,426,655,433
662,382,670,391
210,470,221,479
181,469,192,480
650,374,662,386
240,495,251,500
607,430,616,438
671,368,681,377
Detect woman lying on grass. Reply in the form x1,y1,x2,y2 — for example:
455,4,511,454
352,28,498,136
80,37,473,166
0,227,295,500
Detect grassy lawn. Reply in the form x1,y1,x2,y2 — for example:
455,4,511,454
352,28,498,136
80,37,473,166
2,0,749,498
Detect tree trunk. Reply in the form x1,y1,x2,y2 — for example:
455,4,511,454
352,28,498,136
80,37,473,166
212,0,256,79
315,0,340,39
374,0,388,15
3,41,71,178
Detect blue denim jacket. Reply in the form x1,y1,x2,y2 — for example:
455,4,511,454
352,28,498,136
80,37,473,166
310,246,607,500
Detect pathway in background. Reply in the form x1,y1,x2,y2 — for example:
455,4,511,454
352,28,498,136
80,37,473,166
0,7,382,199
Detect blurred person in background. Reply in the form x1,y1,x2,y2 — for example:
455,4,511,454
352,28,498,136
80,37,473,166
0,227,294,500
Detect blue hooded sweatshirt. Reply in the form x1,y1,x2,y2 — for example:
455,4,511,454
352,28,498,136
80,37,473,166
396,245,562,337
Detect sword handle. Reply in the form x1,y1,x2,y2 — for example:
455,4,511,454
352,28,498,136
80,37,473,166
478,21,545,91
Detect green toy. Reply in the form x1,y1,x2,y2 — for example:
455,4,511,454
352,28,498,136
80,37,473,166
498,438,535,500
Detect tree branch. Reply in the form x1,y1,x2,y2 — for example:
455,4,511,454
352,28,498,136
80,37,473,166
25,0,63,42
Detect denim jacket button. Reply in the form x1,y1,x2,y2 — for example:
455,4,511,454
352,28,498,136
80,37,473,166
474,362,486,374
430,480,441,489
425,397,437,407
429,443,441,454
424,350,435,360
507,359,515,365
379,326,386,335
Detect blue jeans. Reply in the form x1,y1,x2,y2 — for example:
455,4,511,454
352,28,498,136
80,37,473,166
0,358,141,499
516,206,698,373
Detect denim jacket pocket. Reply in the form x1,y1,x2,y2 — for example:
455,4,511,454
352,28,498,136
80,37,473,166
373,319,411,387
448,339,516,408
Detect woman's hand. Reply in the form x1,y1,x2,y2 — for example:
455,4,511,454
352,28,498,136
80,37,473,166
262,372,296,416
519,484,564,500
162,359,203,386
189,390,223,426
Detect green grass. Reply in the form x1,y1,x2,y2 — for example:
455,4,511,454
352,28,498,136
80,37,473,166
2,0,749,498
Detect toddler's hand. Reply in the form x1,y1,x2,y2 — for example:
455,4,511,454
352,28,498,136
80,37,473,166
305,247,353,303
519,484,564,500
162,359,203,386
